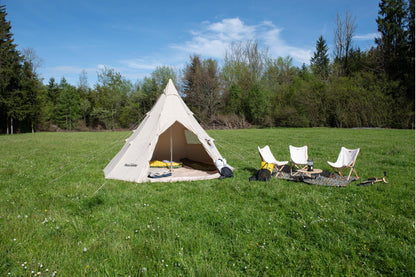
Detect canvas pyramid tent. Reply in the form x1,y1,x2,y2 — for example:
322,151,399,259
104,79,228,183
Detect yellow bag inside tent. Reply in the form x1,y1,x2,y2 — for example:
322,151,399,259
149,160,183,168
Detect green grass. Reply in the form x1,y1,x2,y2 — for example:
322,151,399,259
0,128,414,276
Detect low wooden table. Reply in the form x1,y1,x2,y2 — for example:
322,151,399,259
293,168,323,178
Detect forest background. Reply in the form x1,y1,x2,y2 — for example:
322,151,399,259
0,0,414,134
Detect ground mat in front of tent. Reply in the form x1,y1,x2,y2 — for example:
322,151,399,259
148,166,219,183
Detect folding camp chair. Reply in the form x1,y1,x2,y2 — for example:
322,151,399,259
327,147,360,180
289,145,308,175
258,146,288,177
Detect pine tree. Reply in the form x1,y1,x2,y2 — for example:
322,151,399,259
0,4,44,133
310,35,330,80
57,78,80,130
375,0,409,81
21,60,44,133
0,4,24,133
376,0,415,127
405,0,415,103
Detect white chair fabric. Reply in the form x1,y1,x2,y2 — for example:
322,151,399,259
258,145,288,166
327,147,359,168
289,145,308,165
327,147,360,180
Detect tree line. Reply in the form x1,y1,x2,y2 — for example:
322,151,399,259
0,0,414,134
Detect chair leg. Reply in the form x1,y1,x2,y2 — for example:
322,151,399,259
354,170,360,179
329,167,336,178
336,168,347,180
347,168,353,180
290,162,302,176
349,167,360,180
275,166,284,177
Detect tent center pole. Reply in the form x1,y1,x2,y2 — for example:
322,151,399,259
170,128,173,172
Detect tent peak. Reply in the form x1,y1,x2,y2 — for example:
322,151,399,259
164,79,179,96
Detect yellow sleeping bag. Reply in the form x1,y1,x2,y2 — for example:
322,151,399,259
149,160,183,168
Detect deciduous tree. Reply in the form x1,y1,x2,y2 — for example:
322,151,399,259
334,11,357,76
92,67,132,129
183,55,222,122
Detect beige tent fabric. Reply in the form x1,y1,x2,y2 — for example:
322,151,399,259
103,79,225,183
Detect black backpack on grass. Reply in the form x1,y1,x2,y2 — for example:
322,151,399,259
219,166,234,180
249,168,271,182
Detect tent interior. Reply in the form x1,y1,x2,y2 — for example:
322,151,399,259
148,121,220,182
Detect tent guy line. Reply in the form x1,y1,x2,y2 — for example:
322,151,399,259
43,131,131,187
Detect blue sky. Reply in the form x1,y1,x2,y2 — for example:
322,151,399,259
4,0,380,86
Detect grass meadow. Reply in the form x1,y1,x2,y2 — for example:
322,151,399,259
0,128,414,276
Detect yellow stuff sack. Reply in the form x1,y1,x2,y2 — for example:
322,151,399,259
149,160,183,168
260,161,274,174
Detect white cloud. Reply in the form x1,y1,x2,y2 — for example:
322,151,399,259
44,65,88,74
261,27,313,65
207,18,256,41
353,32,381,41
171,17,313,65
171,18,254,59
121,58,161,70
